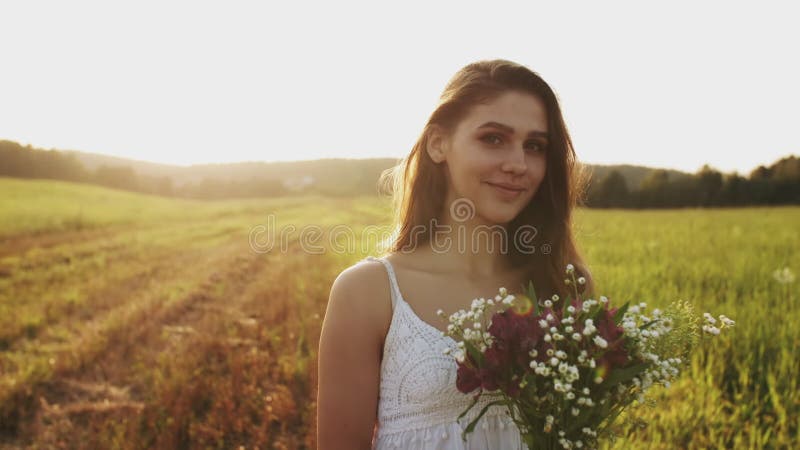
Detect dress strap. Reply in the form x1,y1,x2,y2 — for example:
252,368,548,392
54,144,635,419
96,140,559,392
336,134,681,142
363,256,399,310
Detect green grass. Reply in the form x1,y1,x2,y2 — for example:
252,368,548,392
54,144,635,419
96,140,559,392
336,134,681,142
0,176,332,237
577,206,800,448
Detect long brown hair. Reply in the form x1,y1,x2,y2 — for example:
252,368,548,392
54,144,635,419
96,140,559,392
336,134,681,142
378,59,594,300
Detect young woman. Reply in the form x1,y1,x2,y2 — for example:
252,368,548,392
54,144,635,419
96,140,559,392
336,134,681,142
317,59,594,449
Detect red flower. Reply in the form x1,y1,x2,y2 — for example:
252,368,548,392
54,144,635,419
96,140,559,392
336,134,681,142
595,307,629,368
488,310,545,365
478,367,501,391
484,345,511,367
456,364,481,393
455,309,546,396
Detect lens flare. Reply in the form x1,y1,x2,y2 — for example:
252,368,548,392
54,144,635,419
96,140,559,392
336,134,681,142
511,295,535,316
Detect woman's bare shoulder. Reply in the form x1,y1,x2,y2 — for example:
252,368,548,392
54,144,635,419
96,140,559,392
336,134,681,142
326,258,394,336
331,257,391,296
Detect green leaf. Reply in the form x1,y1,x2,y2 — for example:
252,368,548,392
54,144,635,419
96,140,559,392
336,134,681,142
462,399,508,439
456,392,482,422
601,362,650,388
589,304,604,320
613,301,630,325
640,319,660,331
464,341,484,366
597,404,627,437
526,280,540,316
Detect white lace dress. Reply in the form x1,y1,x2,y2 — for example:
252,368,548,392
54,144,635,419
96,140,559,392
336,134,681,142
362,256,529,450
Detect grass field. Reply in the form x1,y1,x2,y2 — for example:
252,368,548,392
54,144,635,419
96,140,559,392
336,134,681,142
0,176,797,449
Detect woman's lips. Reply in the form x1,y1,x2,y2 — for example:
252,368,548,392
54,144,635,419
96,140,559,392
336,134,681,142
485,182,525,199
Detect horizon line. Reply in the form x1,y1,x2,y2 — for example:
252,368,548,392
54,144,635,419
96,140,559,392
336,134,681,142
3,137,796,175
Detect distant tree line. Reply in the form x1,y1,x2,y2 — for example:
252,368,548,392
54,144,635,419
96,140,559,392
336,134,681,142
585,158,800,208
2,139,799,206
0,140,286,198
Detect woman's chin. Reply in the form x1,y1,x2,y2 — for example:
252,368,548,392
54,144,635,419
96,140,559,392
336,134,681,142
477,209,520,226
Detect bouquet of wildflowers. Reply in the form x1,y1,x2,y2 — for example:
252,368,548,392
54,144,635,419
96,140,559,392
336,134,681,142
436,264,734,449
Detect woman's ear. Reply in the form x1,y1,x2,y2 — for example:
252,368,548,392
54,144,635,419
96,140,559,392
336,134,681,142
426,125,448,164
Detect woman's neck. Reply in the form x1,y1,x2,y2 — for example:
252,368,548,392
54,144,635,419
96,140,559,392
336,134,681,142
418,205,523,276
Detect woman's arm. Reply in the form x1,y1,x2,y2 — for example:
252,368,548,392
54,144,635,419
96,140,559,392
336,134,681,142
317,264,384,449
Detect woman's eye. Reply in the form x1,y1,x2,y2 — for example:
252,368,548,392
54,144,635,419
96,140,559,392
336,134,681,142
525,141,546,152
481,134,503,145
482,134,546,152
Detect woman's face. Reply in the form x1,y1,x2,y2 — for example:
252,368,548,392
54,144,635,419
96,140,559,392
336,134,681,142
429,90,549,226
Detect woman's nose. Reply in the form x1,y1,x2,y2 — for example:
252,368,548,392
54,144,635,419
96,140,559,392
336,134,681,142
501,147,528,174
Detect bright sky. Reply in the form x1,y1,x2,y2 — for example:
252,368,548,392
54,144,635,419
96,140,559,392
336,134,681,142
1,1,797,174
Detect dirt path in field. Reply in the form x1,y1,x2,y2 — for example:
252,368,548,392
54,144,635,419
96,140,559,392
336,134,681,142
0,225,139,259
1,235,299,448
2,236,219,352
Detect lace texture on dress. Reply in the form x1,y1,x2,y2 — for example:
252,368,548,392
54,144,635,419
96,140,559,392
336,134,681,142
362,256,526,449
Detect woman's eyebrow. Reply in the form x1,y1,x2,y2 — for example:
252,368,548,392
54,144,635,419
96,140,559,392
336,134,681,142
477,121,548,139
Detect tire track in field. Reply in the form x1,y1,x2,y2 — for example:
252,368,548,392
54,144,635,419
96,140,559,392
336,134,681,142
118,244,332,450
0,227,128,259
0,234,265,443
1,236,282,446
0,221,250,349
10,243,332,450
